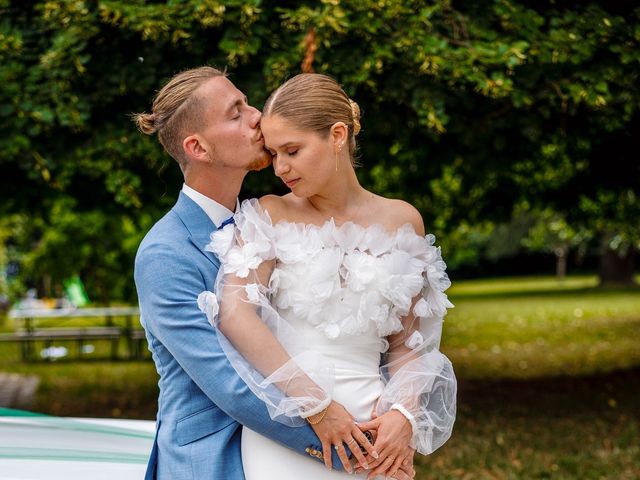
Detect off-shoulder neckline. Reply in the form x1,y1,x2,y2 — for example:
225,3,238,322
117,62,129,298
274,217,424,239
244,199,427,240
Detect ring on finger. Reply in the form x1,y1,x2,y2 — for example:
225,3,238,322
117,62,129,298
334,444,343,451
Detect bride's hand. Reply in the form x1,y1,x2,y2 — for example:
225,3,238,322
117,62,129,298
380,446,416,479
308,401,378,473
354,445,415,479
355,410,413,478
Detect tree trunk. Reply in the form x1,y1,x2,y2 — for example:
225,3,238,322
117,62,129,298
598,248,637,286
554,245,567,280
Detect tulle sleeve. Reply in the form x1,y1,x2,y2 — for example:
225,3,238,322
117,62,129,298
375,230,457,455
196,199,457,450
197,199,333,426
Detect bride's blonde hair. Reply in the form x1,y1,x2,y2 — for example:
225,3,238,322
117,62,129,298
263,74,361,162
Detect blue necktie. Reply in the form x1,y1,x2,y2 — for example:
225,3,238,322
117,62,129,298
218,216,235,230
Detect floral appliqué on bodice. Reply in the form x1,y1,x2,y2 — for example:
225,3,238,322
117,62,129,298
204,199,452,347
197,199,457,457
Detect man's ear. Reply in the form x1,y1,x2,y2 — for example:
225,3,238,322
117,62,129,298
183,134,209,163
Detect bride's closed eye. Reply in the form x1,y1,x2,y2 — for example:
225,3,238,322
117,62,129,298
267,149,298,158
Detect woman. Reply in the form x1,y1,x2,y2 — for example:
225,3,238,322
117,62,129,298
198,73,456,479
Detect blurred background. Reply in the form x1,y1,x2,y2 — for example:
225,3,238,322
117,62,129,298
0,1,638,478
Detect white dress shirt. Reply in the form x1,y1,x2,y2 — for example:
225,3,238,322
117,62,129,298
181,183,238,227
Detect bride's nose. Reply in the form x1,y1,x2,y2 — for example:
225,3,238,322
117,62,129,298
273,155,290,177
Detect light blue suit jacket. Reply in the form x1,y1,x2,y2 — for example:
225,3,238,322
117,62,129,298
134,192,341,479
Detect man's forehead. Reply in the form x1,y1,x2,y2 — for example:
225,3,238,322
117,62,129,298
198,76,244,109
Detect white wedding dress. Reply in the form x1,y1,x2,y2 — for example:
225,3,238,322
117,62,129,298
198,200,457,480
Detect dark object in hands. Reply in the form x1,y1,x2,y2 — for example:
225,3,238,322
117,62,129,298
361,430,375,455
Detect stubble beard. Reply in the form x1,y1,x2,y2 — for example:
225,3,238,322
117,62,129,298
206,146,271,172
247,148,273,172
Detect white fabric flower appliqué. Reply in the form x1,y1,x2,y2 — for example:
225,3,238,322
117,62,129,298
197,290,219,326
226,242,268,278
405,331,425,349
245,283,262,303
206,223,235,258
221,199,454,340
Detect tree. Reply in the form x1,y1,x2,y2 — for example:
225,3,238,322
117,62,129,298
522,208,591,279
0,0,638,301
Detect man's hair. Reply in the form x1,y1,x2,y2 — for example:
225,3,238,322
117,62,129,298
134,66,226,168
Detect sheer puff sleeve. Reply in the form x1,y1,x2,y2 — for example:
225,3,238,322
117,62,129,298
376,229,457,455
198,199,334,427
196,199,457,452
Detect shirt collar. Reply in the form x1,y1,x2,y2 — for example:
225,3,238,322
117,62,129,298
181,183,238,227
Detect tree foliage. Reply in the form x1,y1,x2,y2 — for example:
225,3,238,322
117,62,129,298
0,0,638,301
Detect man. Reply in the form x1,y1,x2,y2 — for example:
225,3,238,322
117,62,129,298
133,66,415,479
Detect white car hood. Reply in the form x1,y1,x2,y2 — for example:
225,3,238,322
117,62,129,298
0,409,154,479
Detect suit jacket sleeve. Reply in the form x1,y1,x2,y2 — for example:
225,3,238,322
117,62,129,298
135,242,342,467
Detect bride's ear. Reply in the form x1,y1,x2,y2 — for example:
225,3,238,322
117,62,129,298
329,122,349,150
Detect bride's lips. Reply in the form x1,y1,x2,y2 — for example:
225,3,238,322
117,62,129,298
284,178,300,188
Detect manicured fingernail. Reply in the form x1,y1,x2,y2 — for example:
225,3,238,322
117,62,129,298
372,451,379,459
363,463,369,469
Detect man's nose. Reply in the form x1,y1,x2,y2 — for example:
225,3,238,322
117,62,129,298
248,105,261,129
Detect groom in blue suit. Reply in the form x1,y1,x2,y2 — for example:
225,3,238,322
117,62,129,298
133,67,343,479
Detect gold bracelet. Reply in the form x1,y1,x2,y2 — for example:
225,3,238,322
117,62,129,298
305,406,329,425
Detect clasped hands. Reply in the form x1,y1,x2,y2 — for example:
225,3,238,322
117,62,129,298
308,401,416,479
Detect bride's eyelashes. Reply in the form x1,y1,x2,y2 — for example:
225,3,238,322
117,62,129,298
266,148,299,159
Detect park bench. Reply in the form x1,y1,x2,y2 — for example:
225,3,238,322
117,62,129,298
1,307,143,361
128,328,150,360
0,327,122,360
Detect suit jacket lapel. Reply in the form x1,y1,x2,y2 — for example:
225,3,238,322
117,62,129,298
173,192,221,269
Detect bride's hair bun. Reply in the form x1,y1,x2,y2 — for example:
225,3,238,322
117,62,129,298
134,112,157,135
349,99,361,136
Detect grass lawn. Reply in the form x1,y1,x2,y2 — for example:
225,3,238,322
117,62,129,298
1,274,639,479
420,275,640,479
444,275,640,379
420,369,640,480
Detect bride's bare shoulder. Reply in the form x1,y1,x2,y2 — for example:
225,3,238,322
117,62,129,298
376,196,426,236
258,194,300,224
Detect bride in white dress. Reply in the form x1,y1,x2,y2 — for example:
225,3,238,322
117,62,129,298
198,74,456,479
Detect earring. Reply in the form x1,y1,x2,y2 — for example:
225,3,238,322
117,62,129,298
335,144,343,172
